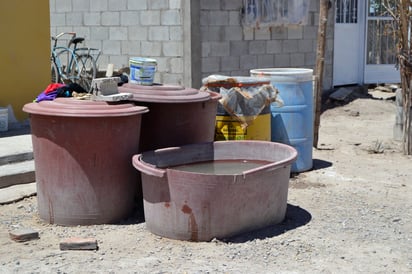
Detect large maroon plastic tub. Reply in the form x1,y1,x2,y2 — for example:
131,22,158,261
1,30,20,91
132,140,297,241
23,98,148,225
119,83,221,152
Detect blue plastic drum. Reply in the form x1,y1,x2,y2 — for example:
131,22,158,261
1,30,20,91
250,68,313,172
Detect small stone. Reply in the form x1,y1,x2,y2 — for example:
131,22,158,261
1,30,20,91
9,228,39,242
59,237,98,251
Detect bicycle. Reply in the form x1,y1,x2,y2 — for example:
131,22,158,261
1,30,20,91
51,32,101,92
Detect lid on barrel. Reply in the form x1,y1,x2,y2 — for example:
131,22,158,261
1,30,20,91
250,68,313,83
23,98,148,117
202,75,271,89
118,83,211,103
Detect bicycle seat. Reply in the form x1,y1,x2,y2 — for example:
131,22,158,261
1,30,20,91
70,37,85,45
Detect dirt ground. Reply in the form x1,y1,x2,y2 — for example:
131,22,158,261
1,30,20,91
0,87,411,273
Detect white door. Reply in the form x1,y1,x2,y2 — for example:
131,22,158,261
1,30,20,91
363,0,400,84
333,0,362,86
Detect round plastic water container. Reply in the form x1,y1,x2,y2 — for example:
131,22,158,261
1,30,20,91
23,99,148,225
250,68,314,172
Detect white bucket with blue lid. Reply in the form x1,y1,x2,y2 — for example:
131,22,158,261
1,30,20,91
129,57,157,85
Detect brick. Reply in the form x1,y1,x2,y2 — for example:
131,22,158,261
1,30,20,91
161,10,182,25
59,237,98,251
9,228,39,242
101,11,120,26
120,11,140,26
140,10,161,26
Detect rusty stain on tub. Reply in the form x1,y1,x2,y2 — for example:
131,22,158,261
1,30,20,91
181,204,198,241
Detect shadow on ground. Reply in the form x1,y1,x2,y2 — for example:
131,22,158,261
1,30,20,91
224,204,312,243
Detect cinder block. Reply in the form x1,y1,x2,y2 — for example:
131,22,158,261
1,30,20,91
287,26,304,39
170,57,183,73
108,0,127,11
51,13,66,27
84,12,101,26
274,54,291,67
221,56,240,71
149,0,169,10
249,40,267,55
230,41,248,56
254,28,271,40
257,54,274,68
121,41,141,55
222,0,242,10
90,0,108,12
103,40,121,55
128,26,148,41
209,11,229,26
140,11,161,26
170,0,182,9
161,10,182,25
163,41,183,57
120,11,140,26
110,27,128,40
201,57,220,73
209,42,230,57
149,26,170,41
127,0,147,10
291,53,305,66
266,40,282,54
141,41,161,56
224,26,243,41
72,0,90,12
55,0,72,12
90,27,109,40
282,40,299,53
66,12,83,26
240,55,257,70
200,0,220,10
170,26,183,40
101,11,120,26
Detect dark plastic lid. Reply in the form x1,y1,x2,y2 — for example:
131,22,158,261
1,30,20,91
23,98,148,117
118,83,211,103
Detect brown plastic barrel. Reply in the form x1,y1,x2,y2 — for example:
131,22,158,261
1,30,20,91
23,98,148,225
119,83,221,152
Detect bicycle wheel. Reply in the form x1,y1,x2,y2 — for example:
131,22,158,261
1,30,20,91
55,48,79,84
51,61,60,83
72,54,97,92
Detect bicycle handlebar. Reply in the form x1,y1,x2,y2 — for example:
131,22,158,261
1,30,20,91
52,32,76,41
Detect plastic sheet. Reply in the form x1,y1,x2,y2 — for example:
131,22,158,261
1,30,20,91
243,0,310,28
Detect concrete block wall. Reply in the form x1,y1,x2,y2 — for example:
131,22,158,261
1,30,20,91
199,0,334,89
50,0,186,85
50,0,334,89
